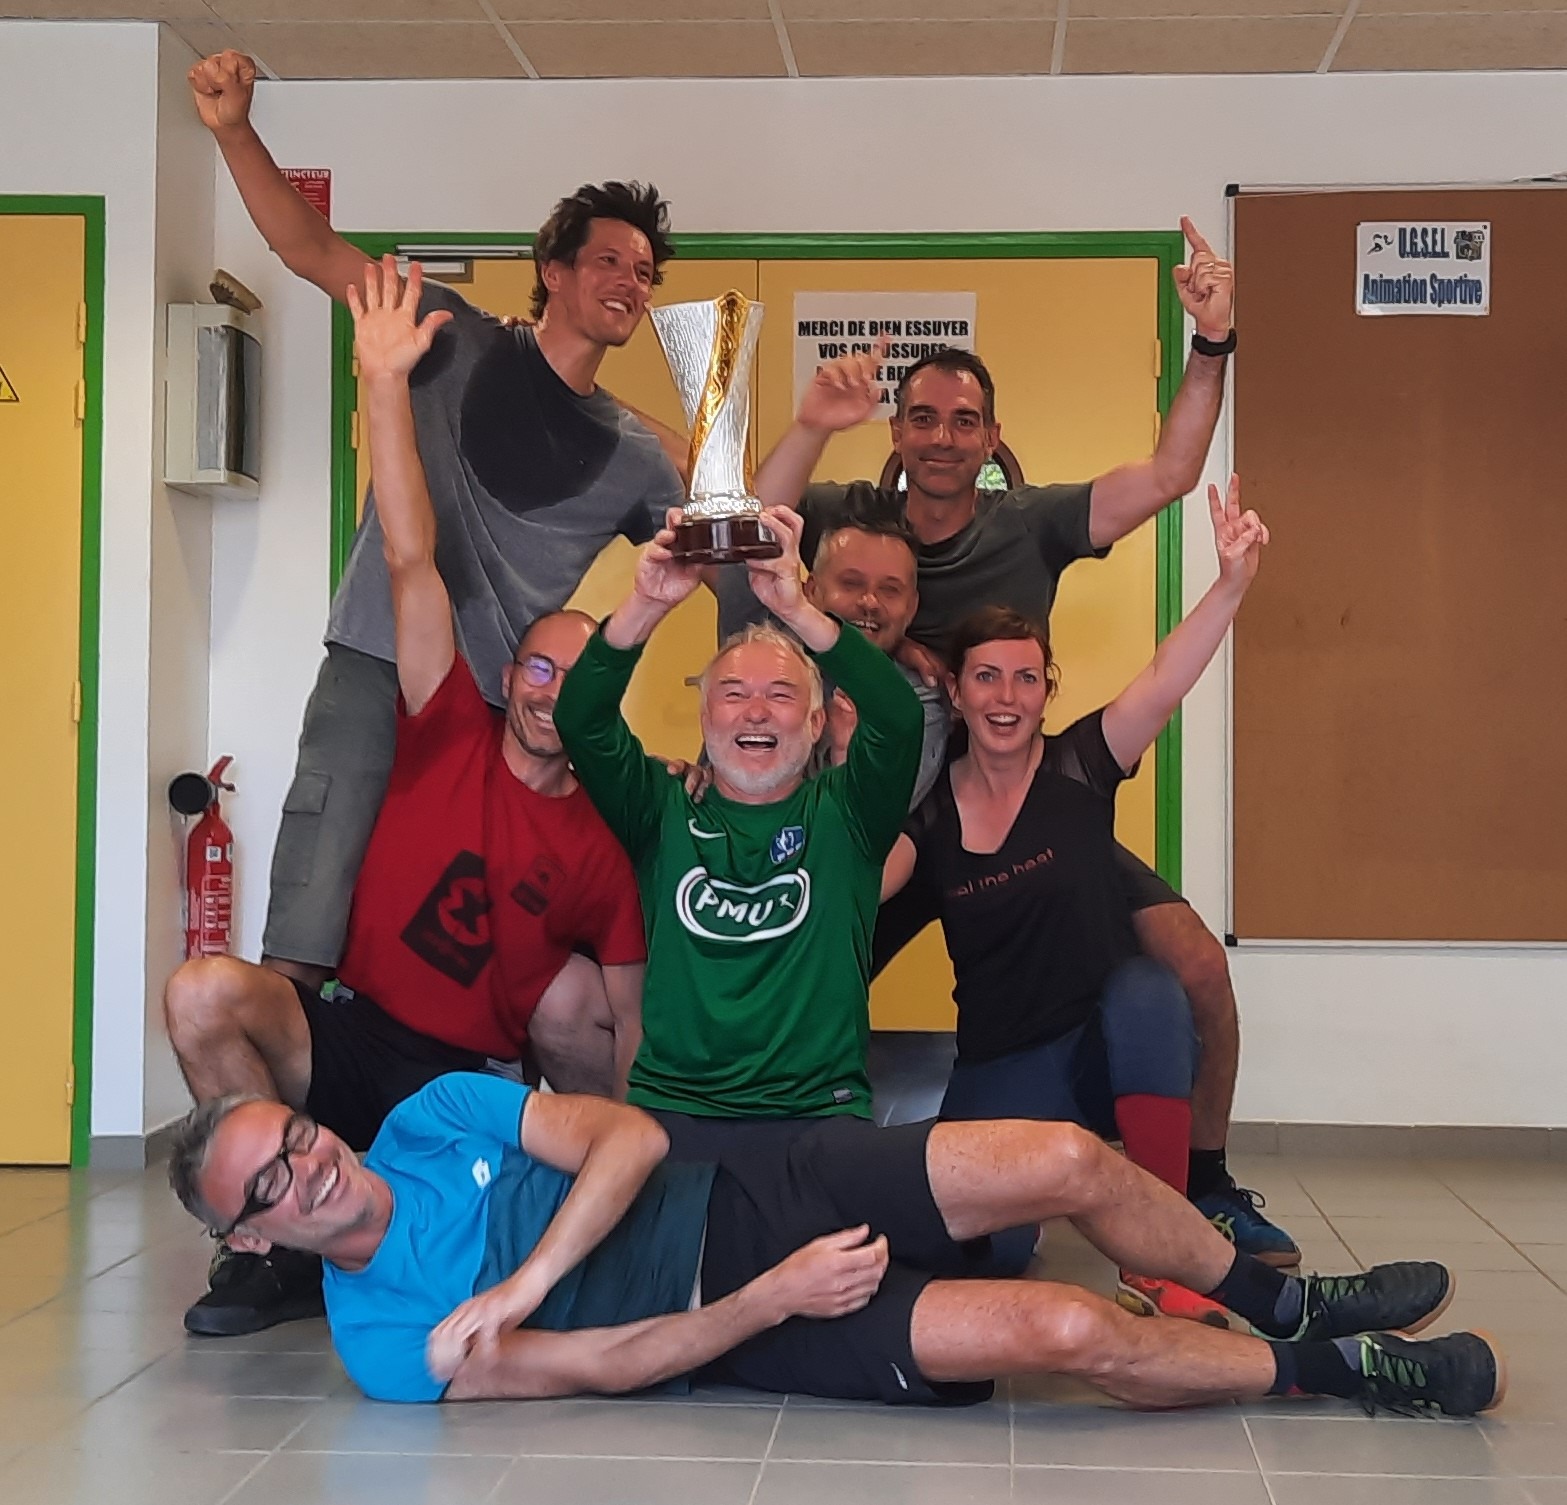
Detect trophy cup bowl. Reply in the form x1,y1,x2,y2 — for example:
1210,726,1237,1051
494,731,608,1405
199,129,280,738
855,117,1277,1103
651,290,781,565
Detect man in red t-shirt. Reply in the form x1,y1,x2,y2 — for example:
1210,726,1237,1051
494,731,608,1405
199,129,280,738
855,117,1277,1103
162,257,646,1337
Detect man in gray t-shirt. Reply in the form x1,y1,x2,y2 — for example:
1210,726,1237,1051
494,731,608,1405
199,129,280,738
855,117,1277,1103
798,516,948,811
732,230,1304,1276
190,51,685,984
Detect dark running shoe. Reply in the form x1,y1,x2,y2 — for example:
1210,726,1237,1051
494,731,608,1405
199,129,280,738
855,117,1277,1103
183,1244,325,1337
1194,1180,1301,1269
1350,1331,1506,1418
1293,1261,1454,1342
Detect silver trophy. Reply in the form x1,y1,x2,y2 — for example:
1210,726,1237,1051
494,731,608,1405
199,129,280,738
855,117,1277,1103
650,290,781,564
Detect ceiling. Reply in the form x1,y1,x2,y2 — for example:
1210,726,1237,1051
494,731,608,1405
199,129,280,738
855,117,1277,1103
7,1,1567,80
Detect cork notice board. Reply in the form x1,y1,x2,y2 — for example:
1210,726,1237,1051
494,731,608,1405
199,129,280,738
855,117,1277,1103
1232,186,1567,942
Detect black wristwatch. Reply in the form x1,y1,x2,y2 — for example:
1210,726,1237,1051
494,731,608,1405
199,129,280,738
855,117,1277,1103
1192,329,1237,358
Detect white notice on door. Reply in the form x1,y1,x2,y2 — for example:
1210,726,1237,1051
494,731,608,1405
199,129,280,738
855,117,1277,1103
1357,222,1490,316
793,292,978,417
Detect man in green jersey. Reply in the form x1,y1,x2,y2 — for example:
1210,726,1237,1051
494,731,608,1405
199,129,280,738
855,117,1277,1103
553,506,923,1156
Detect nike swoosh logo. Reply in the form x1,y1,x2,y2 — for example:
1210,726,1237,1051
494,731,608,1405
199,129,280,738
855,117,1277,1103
688,820,724,840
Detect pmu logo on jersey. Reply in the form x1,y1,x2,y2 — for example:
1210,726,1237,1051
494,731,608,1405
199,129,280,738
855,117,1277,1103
769,825,805,865
674,866,811,943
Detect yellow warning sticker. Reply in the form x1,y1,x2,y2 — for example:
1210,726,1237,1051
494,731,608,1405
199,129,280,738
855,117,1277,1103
0,364,17,403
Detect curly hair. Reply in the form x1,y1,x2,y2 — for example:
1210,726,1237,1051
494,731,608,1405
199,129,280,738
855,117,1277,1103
530,181,673,320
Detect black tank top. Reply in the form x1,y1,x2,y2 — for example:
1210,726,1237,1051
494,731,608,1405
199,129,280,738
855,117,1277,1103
905,710,1139,1062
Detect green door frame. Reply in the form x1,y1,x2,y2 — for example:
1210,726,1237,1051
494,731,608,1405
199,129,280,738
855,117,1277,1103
0,194,106,1166
329,229,1186,889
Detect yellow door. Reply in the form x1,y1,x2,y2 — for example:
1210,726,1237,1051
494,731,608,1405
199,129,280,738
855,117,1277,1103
0,213,88,1163
350,251,1162,1033
353,258,757,761
755,258,1162,1030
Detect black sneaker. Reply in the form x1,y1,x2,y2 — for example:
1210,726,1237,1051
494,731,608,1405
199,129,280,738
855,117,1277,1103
1350,1331,1506,1418
1294,1261,1454,1341
183,1244,325,1337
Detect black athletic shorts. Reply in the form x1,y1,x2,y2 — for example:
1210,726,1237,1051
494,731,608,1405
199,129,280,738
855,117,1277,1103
697,1117,994,1406
296,981,489,1152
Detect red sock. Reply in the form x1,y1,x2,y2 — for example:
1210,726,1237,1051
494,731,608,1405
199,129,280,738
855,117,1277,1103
1113,1094,1191,1195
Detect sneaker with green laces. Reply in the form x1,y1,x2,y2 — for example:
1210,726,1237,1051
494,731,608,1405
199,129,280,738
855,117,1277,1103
1292,1261,1454,1342
1350,1331,1506,1418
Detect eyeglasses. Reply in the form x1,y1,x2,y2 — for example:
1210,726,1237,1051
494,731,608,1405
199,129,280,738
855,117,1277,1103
218,1113,319,1238
515,653,564,687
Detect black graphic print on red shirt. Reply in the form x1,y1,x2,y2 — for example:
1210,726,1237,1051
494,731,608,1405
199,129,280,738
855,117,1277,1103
511,854,566,917
400,849,493,987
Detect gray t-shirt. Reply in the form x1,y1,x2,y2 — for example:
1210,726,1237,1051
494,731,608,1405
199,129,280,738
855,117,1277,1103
327,281,686,704
808,662,949,813
715,480,1105,653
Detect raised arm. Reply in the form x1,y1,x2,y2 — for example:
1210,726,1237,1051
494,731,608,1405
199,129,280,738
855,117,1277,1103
1100,474,1267,772
749,509,923,851
189,53,368,303
1088,218,1234,549
349,257,456,713
426,1092,669,1384
446,1224,889,1400
752,345,885,510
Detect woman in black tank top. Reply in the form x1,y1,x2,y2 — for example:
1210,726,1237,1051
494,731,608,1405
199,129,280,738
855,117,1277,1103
879,477,1268,1304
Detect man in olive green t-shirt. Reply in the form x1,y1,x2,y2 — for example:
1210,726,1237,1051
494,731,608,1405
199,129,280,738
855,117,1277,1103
553,507,923,1156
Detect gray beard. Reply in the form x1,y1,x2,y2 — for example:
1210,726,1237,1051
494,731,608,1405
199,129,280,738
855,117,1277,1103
708,729,814,799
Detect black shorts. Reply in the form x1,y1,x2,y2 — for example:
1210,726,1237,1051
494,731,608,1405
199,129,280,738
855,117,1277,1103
698,1117,993,1407
296,982,489,1152
1115,843,1185,913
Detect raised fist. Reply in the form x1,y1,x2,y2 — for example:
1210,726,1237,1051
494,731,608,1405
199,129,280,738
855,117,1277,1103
189,50,257,135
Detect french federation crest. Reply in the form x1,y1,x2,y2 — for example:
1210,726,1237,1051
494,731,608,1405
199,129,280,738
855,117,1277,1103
769,825,805,865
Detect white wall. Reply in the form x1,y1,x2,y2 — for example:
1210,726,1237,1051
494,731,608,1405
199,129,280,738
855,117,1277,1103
143,25,217,1133
0,20,215,1142
211,67,1567,1129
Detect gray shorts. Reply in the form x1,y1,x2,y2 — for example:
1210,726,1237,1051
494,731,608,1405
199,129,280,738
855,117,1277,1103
262,644,400,969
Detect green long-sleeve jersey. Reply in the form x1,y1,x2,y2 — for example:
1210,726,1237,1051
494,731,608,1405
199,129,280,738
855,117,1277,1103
554,620,924,1119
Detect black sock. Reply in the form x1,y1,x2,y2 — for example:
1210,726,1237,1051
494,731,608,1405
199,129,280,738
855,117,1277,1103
1206,1250,1303,1337
1267,1338,1362,1399
1187,1147,1229,1200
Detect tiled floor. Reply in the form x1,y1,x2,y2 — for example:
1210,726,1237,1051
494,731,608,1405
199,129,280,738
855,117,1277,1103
1,1151,1565,1504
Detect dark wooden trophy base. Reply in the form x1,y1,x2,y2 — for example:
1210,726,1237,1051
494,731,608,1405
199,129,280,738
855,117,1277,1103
670,514,783,565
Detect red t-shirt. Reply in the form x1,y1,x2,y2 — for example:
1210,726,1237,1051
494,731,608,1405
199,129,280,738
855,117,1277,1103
337,657,645,1058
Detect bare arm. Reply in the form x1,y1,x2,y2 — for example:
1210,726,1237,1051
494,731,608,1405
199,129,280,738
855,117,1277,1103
1101,475,1267,772
350,258,456,714
752,345,885,511
427,1092,670,1383
1088,217,1234,549
446,1226,889,1401
189,51,367,303
601,963,644,1100
881,833,917,903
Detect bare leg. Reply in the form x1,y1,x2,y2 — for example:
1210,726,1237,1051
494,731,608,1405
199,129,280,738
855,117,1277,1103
911,1279,1277,1407
163,955,313,1106
528,954,616,1097
926,1120,1236,1296
262,956,333,992
1134,903,1238,1152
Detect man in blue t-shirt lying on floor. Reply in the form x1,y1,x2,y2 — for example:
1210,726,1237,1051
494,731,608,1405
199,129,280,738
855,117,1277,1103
167,1075,1500,1418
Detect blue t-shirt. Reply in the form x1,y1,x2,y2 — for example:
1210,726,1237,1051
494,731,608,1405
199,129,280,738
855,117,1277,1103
322,1074,715,1404
323,1074,571,1403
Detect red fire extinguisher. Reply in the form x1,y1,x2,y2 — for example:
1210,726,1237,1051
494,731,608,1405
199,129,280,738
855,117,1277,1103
169,757,236,960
